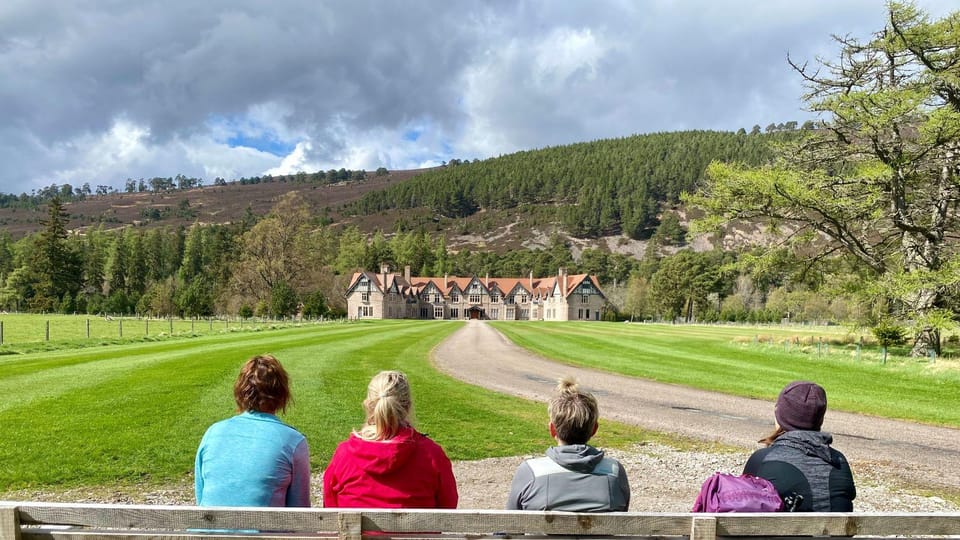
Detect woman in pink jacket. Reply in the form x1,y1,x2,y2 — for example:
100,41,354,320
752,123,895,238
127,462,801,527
322,370,458,508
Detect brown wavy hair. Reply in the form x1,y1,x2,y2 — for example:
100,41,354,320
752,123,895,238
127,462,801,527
233,354,292,414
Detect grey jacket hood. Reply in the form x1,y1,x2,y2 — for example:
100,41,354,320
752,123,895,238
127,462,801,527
546,444,606,473
774,430,837,465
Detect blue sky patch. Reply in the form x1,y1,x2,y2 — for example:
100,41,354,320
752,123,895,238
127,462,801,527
403,128,422,142
226,132,296,157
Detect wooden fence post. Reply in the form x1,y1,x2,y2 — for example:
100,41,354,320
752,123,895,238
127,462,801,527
0,321,4,346
690,516,717,540
86,319,90,339
145,318,149,336
0,504,22,540
169,318,173,334
45,320,50,342
119,319,123,338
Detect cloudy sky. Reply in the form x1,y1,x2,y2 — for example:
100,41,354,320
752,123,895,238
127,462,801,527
0,0,954,196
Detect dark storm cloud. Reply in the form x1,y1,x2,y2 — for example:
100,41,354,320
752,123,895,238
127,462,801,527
0,0,954,194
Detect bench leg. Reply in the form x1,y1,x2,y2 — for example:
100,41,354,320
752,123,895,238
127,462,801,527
0,505,21,540
691,516,717,540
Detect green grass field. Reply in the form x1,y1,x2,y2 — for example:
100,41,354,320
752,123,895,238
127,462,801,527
0,319,656,493
3,318,957,496
490,321,960,427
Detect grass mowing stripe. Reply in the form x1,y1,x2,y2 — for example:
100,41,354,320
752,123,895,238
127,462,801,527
0,320,664,493
491,322,960,427
0,326,365,412
1,321,443,488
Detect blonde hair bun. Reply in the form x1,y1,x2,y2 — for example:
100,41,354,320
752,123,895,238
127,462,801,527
556,376,579,393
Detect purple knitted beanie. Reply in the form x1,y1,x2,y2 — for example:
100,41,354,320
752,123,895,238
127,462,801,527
774,381,827,431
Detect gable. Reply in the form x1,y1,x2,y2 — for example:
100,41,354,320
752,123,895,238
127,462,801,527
347,272,380,295
569,276,604,299
507,283,530,295
466,278,488,294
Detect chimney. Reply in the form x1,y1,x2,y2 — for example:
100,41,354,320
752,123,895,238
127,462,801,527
485,272,489,287
529,270,533,291
381,263,389,288
444,273,448,288
559,267,567,296
404,265,411,283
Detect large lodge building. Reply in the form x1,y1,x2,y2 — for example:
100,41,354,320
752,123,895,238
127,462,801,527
346,265,606,321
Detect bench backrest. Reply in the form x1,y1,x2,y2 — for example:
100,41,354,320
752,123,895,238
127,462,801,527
3,502,960,540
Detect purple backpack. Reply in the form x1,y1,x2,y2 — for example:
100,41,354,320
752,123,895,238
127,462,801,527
692,472,784,512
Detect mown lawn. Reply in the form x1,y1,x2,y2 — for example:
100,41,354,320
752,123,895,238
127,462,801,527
0,319,656,492
490,322,960,427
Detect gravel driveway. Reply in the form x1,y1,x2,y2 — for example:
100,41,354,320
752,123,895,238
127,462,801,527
433,321,960,511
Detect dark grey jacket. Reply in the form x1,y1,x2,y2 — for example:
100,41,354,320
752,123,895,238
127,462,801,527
506,444,630,512
743,430,856,512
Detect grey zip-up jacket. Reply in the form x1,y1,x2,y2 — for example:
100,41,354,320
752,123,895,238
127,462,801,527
743,430,856,512
506,444,630,511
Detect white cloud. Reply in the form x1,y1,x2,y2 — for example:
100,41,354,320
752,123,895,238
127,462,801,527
1,0,957,194
533,27,608,89
44,119,153,187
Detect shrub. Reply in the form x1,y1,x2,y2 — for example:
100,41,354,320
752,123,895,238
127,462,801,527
872,320,906,347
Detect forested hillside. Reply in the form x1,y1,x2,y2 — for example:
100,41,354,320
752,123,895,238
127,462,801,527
347,130,788,238
0,128,826,324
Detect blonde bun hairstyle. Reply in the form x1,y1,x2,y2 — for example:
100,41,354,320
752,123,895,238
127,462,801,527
548,376,599,445
358,370,415,441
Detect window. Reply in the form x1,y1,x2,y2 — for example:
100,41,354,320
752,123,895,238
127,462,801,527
578,308,583,320
506,295,514,305
358,306,373,318
520,309,529,319
490,308,499,319
581,294,589,304
451,293,460,303
469,293,481,303
451,308,459,319
520,294,528,303
434,306,444,319
361,292,369,303
491,294,500,303
420,307,429,318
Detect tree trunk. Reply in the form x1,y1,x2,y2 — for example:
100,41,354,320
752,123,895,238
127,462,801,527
910,324,941,358
906,286,941,357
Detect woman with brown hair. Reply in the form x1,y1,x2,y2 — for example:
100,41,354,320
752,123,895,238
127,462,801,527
743,381,855,511
323,370,458,508
195,354,311,507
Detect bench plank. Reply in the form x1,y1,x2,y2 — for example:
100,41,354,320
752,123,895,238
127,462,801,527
5,503,960,540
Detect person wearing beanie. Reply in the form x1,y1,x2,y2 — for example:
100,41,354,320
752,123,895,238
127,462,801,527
742,381,856,512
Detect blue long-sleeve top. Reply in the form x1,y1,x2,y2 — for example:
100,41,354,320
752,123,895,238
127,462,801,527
195,411,311,507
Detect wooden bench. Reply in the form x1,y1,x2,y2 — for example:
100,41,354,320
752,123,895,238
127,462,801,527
3,502,959,540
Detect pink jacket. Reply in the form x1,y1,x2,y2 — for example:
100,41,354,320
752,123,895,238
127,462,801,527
323,427,458,508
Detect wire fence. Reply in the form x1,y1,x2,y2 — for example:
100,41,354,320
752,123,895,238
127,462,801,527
0,314,336,347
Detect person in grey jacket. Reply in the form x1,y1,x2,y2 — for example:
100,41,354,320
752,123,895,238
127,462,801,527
743,381,856,512
506,377,630,512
